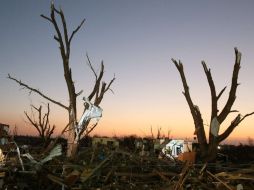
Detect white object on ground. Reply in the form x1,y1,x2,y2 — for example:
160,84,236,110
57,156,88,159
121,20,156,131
22,144,62,165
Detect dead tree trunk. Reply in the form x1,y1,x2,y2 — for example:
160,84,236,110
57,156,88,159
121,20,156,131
8,3,115,159
24,103,55,147
40,3,83,158
172,48,254,162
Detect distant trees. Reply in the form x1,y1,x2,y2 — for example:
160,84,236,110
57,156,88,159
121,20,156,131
24,103,55,147
8,2,115,159
150,126,171,139
172,48,254,162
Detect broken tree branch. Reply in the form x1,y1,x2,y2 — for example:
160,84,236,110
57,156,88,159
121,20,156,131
86,58,116,105
8,74,68,110
218,48,241,124
217,86,227,101
218,112,254,142
202,61,217,119
69,18,85,44
171,59,207,147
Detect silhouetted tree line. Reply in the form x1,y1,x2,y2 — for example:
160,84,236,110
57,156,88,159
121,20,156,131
219,144,254,163
14,135,66,147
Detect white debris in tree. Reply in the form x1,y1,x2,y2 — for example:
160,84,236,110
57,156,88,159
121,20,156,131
76,97,103,135
211,117,220,137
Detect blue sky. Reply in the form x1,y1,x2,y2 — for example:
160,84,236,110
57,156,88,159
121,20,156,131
1,1,254,143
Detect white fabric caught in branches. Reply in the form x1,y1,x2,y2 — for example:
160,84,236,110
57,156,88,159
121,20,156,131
76,97,103,135
211,117,220,137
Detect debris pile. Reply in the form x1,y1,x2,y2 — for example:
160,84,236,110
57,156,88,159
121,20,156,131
0,126,253,190
1,144,253,190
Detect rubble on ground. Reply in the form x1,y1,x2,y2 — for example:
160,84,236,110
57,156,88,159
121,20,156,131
0,125,253,189
0,142,253,190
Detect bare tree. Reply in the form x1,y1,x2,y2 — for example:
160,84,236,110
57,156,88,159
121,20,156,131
172,48,254,162
8,3,115,158
24,103,55,146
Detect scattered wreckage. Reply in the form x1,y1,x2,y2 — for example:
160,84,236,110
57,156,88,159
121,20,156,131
162,139,197,163
0,123,253,189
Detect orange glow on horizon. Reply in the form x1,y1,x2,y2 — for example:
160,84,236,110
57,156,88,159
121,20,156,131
5,111,253,146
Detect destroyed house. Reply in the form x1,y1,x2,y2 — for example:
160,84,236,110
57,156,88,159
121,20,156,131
162,139,196,163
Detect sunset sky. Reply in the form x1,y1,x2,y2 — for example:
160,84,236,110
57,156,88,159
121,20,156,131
1,1,254,144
